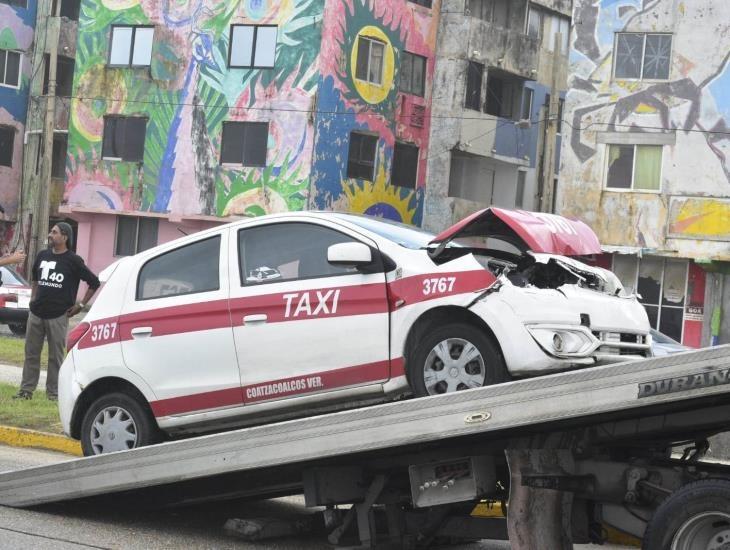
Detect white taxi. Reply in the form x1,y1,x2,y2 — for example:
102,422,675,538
59,209,650,455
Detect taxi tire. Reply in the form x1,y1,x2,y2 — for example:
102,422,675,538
8,323,26,336
80,392,161,456
409,323,507,398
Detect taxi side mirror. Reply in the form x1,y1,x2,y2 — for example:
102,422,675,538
327,242,372,267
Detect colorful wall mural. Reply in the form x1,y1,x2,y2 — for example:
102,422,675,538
558,0,730,260
310,0,440,226
0,0,36,228
66,0,323,219
65,0,440,227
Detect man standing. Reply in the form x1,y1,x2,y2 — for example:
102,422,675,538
14,223,100,400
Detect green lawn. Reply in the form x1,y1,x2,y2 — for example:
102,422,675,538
0,382,63,433
0,334,47,368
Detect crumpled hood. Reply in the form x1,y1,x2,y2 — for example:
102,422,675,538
429,208,602,257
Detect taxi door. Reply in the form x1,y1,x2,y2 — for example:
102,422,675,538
119,230,243,417
228,219,390,405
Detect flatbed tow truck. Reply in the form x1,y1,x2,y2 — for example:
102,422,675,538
2,346,730,549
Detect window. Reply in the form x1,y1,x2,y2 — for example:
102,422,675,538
613,255,688,341
102,116,147,162
0,49,21,88
400,51,426,97
515,171,526,208
0,0,27,7
391,142,419,189
465,61,484,111
115,215,158,257
51,0,80,19
521,87,533,120
109,26,154,67
137,236,220,300
355,36,385,85
229,25,277,68
238,223,358,285
220,121,268,166
614,33,671,80
556,98,564,133
408,0,432,7
466,0,509,26
526,6,542,38
51,132,67,178
0,126,13,167
485,70,524,119
347,132,378,180
605,144,662,191
43,54,75,97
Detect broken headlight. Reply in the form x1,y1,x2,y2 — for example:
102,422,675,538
526,325,599,357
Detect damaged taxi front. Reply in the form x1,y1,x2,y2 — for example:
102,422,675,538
424,208,651,378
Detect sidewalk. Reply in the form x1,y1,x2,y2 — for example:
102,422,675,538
0,362,80,456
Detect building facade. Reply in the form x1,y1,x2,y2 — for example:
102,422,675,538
62,0,441,275
423,0,572,233
558,0,730,346
0,0,36,251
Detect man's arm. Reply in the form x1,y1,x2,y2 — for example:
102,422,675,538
67,256,101,317
0,251,26,267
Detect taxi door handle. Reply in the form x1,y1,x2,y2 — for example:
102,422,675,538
131,327,153,338
243,314,267,325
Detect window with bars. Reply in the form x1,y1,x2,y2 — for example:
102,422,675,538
614,33,672,80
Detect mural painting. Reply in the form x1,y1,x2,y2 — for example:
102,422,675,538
0,0,36,226
560,0,730,256
66,0,323,218
311,0,440,225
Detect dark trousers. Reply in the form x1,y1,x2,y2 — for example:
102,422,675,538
20,311,68,397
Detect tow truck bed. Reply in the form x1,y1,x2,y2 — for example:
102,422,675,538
2,346,729,509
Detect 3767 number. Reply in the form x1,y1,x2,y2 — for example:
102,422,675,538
90,322,117,342
422,277,456,296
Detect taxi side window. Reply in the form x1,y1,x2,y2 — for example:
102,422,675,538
238,223,358,285
137,236,221,300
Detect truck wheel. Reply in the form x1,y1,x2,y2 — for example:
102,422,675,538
642,479,730,550
8,323,26,336
80,392,161,456
409,323,507,397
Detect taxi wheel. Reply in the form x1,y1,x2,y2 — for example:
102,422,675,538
409,323,507,397
80,392,160,456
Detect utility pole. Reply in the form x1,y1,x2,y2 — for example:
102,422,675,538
20,1,60,267
539,32,562,214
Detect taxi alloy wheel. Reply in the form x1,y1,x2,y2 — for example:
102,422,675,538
81,392,160,456
409,323,507,398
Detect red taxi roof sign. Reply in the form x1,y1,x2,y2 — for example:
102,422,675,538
429,208,602,256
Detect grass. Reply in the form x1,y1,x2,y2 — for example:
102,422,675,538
0,382,63,433
0,334,48,368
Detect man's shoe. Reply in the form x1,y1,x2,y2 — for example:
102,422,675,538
12,390,32,400
47,395,58,402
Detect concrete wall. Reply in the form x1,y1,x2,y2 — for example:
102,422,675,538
424,0,569,233
557,0,730,261
0,0,36,229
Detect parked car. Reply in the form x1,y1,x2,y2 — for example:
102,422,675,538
0,266,31,336
59,209,651,455
650,328,689,356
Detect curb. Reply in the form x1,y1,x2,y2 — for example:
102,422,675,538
0,425,82,456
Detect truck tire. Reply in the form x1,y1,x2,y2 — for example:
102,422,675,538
642,479,730,550
409,323,508,397
8,323,26,336
80,392,161,456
